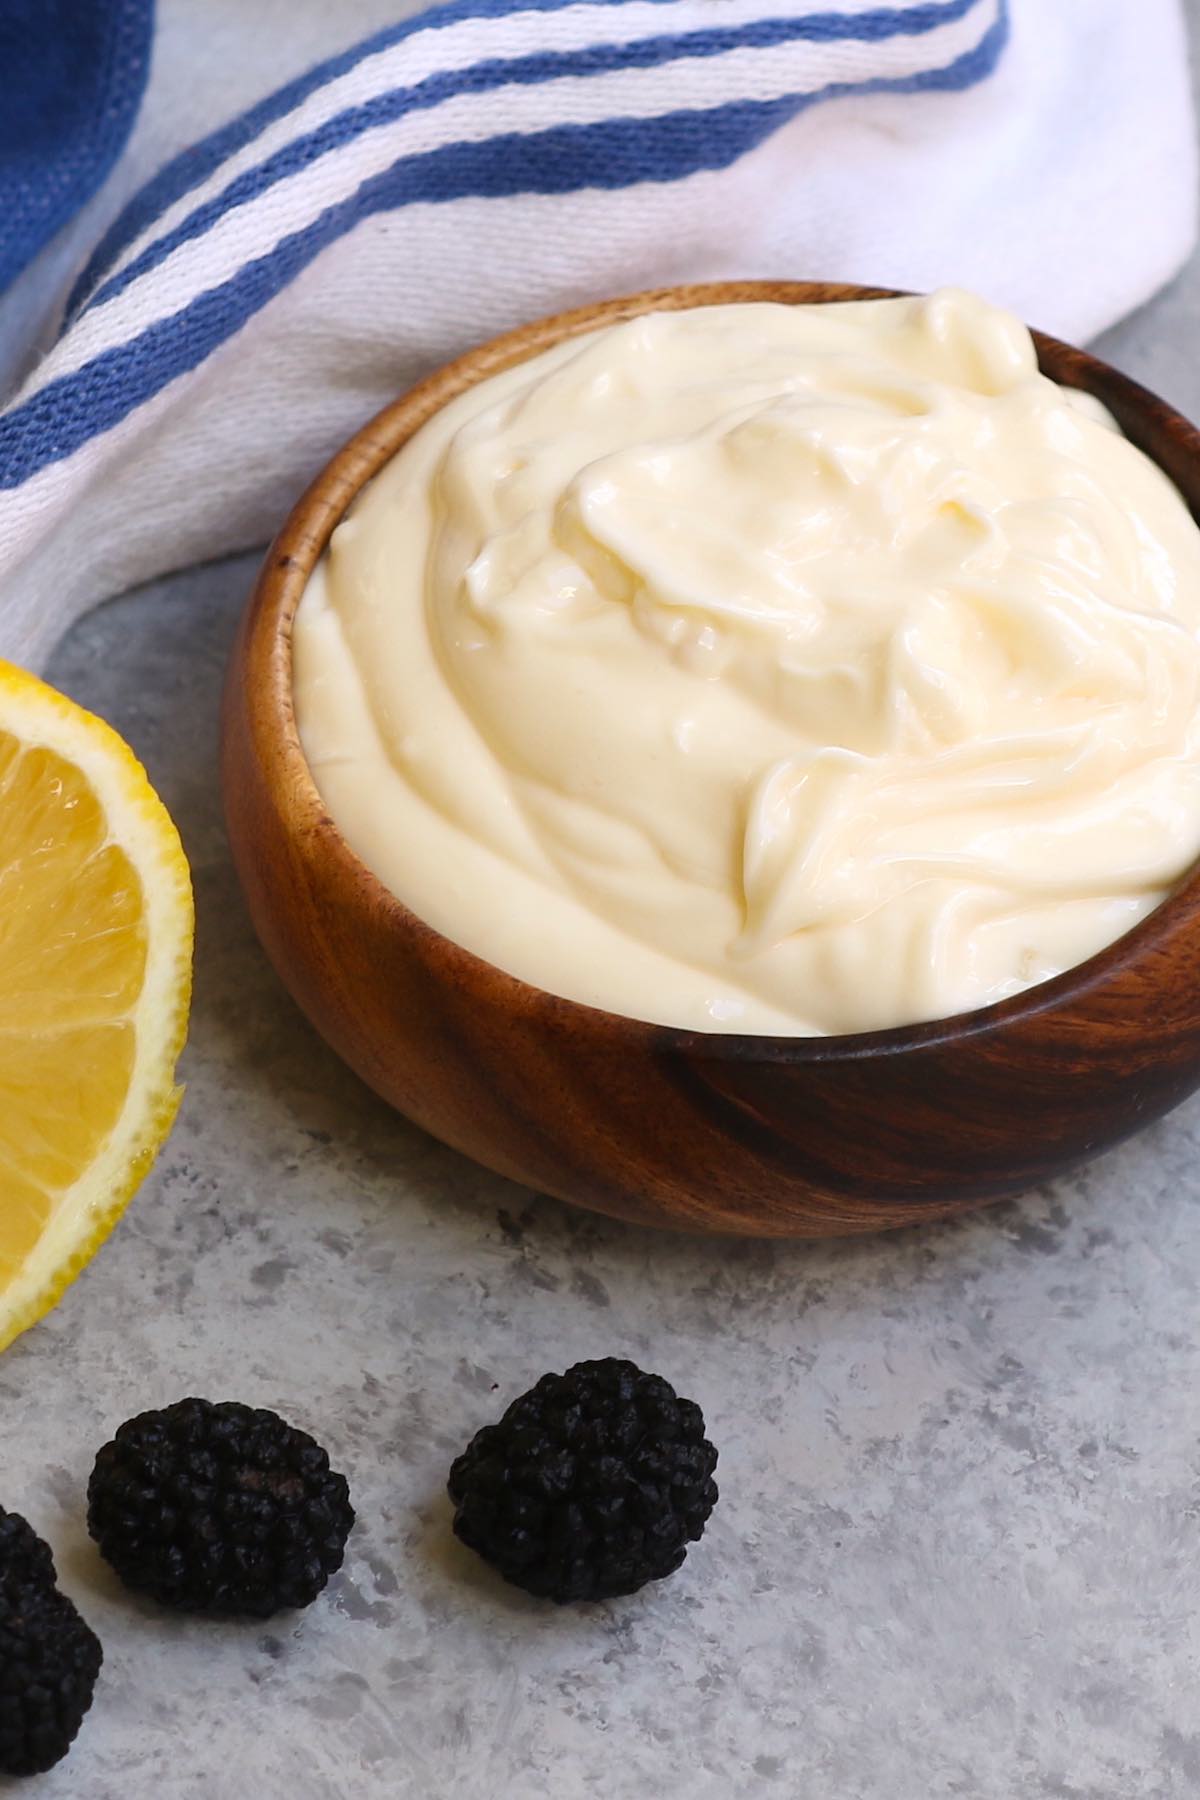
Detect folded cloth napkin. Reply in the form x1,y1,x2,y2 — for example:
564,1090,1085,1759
0,0,152,291
0,0,1194,667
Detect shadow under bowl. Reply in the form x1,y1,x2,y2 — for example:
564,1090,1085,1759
221,280,1200,1237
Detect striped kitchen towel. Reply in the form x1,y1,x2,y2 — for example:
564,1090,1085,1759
0,0,1194,664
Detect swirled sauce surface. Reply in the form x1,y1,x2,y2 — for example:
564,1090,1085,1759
294,290,1200,1034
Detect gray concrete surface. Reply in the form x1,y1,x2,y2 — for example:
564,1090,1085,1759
6,17,1200,1800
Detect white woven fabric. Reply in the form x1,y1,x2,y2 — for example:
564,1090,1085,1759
0,0,1193,665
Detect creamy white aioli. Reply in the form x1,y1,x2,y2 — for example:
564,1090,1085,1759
293,290,1200,1034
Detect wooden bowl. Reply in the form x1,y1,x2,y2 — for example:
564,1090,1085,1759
222,281,1200,1237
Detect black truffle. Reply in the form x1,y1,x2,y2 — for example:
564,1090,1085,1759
0,1581,102,1777
87,1397,354,1618
448,1358,718,1603
0,1507,56,1593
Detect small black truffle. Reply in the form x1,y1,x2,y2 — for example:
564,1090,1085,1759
0,1580,102,1777
0,1507,56,1593
448,1358,718,1603
87,1397,354,1618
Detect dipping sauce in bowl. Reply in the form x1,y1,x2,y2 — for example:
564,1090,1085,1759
224,280,1200,1234
293,289,1200,1037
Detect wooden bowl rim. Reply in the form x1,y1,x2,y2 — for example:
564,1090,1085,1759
241,278,1200,1066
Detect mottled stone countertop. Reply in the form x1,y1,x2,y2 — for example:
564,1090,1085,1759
12,80,1200,1800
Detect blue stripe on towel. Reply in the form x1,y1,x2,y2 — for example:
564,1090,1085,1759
79,0,998,321
66,0,992,316
0,6,1007,490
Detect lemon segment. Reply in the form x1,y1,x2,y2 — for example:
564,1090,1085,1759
0,663,193,1351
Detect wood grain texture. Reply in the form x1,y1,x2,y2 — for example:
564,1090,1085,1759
221,281,1200,1236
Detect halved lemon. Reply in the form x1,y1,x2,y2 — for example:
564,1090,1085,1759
0,660,193,1352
